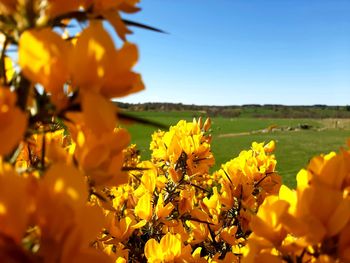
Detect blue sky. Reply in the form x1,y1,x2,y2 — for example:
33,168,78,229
119,0,350,105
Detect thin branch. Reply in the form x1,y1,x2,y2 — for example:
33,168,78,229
122,19,167,34
118,112,168,129
0,36,9,85
41,133,46,169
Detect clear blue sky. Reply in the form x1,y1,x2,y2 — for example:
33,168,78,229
119,0,350,106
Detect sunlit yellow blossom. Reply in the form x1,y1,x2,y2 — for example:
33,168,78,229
103,243,129,262
151,119,214,178
69,21,144,97
4,56,15,83
0,164,33,243
101,42,144,98
186,220,209,244
203,187,221,218
219,226,238,246
309,150,350,190
45,0,86,18
0,87,27,156
69,21,115,91
134,162,157,197
87,0,141,40
155,193,175,219
19,28,71,96
134,192,153,221
144,232,192,262
35,163,107,261
107,213,136,242
179,187,195,214
250,196,289,245
67,94,130,187
16,129,70,170
80,91,118,135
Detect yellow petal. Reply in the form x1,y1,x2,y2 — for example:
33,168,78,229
19,28,70,94
131,219,147,229
144,239,162,262
156,193,174,219
77,205,105,246
264,140,276,153
103,10,131,41
4,56,15,82
134,193,152,221
81,91,117,135
0,88,27,156
69,21,115,90
160,233,182,259
327,199,350,236
0,168,32,243
43,163,88,207
46,0,84,18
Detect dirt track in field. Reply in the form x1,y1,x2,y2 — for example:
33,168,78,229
217,118,350,138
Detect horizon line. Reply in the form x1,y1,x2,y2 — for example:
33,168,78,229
115,101,350,108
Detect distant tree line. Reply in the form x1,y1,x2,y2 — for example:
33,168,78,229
116,102,350,119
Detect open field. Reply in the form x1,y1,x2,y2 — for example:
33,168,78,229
124,111,350,188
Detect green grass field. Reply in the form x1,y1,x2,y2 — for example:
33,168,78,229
124,111,350,188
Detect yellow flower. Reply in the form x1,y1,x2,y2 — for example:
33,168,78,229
295,184,349,243
203,187,221,218
309,150,350,190
107,213,136,242
191,247,207,263
219,226,238,246
134,163,157,197
35,163,107,261
103,243,129,262
0,87,27,156
80,91,118,135
88,0,141,41
134,192,153,221
101,42,144,98
178,187,195,215
69,21,144,98
155,193,175,219
19,28,71,96
151,119,214,177
41,162,88,207
75,128,130,187
0,163,33,243
45,0,86,18
144,232,191,262
67,94,131,187
69,21,115,91
16,129,69,170
250,196,289,245
4,56,15,83
186,220,208,244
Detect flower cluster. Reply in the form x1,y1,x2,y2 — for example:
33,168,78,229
244,142,350,263
98,119,281,262
0,0,142,261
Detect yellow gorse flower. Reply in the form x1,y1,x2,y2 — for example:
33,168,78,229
244,147,350,262
0,87,27,156
145,232,191,262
